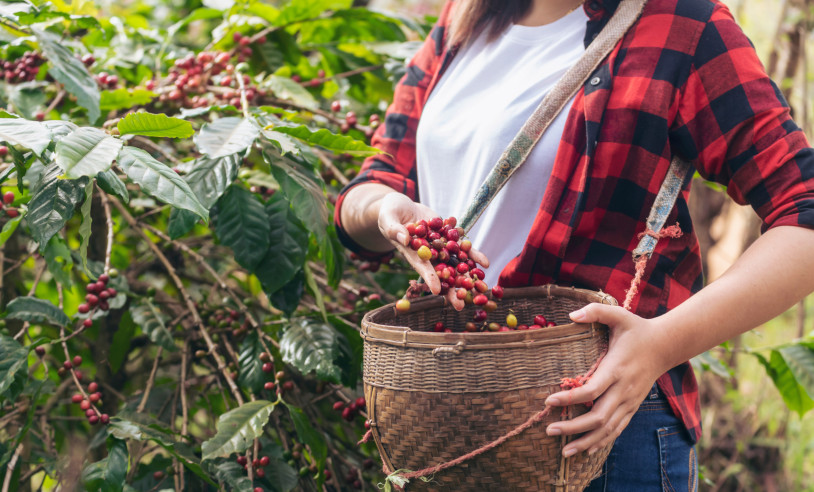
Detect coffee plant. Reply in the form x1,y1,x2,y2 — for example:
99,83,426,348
2,0,814,490
0,0,428,490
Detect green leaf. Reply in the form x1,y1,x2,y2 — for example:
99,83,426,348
213,186,270,271
268,269,304,316
195,117,259,158
237,331,265,394
266,75,317,110
755,350,814,417
270,125,381,157
27,164,88,246
117,112,194,139
779,344,814,402
201,400,277,461
267,153,329,242
129,300,176,351
100,89,157,112
33,28,100,122
81,438,129,492
0,210,24,247
253,193,308,294
109,311,135,374
109,414,215,485
207,460,253,492
330,316,363,388
78,181,93,276
117,146,208,220
55,127,123,179
280,319,341,383
0,117,52,156
42,235,74,287
167,208,199,239
304,264,327,321
321,226,344,288
4,296,70,327
184,153,241,209
276,0,351,26
283,402,327,469
7,83,47,120
265,454,299,492
96,169,129,204
0,335,28,401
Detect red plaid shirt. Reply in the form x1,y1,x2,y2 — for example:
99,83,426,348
335,0,814,442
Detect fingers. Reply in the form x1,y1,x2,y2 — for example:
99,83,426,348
467,247,490,268
569,303,632,327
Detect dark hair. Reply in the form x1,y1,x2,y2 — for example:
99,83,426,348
448,0,532,48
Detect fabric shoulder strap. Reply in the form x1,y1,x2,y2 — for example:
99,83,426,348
458,0,650,234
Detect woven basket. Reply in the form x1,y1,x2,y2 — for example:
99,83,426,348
361,285,617,491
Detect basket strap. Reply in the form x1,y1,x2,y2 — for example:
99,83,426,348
631,156,693,259
458,0,650,234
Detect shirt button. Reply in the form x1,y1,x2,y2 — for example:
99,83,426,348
590,76,601,86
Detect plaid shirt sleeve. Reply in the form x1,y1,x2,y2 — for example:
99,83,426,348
674,2,814,232
333,2,456,258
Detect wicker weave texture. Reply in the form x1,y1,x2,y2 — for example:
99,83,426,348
361,286,616,491
366,386,611,491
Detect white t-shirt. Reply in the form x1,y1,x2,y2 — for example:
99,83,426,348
416,8,588,285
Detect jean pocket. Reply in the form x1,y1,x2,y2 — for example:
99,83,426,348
657,425,698,492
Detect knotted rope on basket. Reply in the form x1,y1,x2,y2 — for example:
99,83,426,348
359,355,606,490
622,224,683,311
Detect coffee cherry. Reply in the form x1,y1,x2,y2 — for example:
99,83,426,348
533,315,547,326
491,285,504,299
487,322,501,332
100,413,110,424
283,381,294,391
88,382,98,392
89,392,101,403
80,400,91,410
506,313,517,328
71,394,83,403
85,408,96,417
331,100,342,112
82,319,93,328
264,381,275,390
3,191,14,204
355,396,365,408
259,455,270,467
341,407,354,421
416,245,432,261
254,488,263,492
473,294,488,306
517,324,529,330
73,355,83,366
99,300,109,311
78,304,90,314
154,470,165,480
395,298,410,312
484,300,498,313
345,111,357,126
63,360,73,370
0,146,8,158
88,414,99,425
35,346,46,356
237,456,247,466
333,401,344,411
262,362,273,373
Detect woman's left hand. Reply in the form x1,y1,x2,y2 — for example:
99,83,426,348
543,303,671,457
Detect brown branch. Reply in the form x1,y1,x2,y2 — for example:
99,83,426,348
137,346,164,413
2,444,23,492
110,197,245,405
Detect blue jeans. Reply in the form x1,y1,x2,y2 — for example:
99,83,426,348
584,383,698,492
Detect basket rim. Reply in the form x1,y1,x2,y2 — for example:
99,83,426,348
361,284,617,349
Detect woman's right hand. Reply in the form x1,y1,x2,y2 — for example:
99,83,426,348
377,192,490,310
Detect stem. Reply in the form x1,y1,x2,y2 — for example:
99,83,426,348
137,347,164,413
1,445,23,492
110,197,245,405
100,189,114,273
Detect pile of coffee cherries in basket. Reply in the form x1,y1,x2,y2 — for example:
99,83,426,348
394,216,559,333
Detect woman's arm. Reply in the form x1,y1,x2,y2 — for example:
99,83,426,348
341,184,490,308
544,224,814,456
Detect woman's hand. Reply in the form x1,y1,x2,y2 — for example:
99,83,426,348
377,192,489,310
543,303,670,456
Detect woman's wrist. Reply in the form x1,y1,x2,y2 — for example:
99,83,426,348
339,183,400,253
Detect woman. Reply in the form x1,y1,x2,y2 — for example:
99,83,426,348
335,0,814,489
